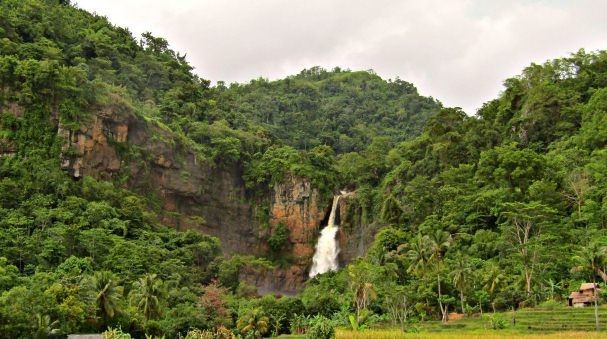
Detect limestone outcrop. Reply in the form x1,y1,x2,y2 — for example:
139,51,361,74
55,104,371,293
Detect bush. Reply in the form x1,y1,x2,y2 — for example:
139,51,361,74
185,327,233,339
103,327,132,339
307,315,335,339
267,222,290,255
539,299,561,310
487,314,506,330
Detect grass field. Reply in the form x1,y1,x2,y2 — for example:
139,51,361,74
415,306,607,333
278,306,607,338
335,329,607,338
337,305,607,338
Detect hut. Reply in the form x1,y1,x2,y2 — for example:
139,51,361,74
568,283,600,307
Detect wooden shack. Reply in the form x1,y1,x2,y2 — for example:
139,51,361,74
568,283,600,307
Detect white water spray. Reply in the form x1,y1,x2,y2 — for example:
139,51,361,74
309,195,341,278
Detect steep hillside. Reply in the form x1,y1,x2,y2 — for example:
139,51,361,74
209,68,441,153
2,1,607,338
0,1,442,336
297,48,607,330
0,0,437,258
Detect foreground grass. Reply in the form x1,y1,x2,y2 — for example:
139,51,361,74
336,329,607,338
336,305,607,338
282,306,607,338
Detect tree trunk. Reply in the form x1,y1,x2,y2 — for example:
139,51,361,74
595,296,599,332
460,289,466,316
594,277,600,331
437,274,447,323
524,268,532,297
402,296,408,332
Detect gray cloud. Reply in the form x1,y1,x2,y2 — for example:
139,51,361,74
75,0,607,114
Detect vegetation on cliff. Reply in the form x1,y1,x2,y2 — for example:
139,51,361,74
1,0,607,337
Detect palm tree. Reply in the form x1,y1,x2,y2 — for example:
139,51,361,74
572,242,607,331
545,278,563,301
428,230,451,323
33,314,60,339
482,261,506,313
237,308,269,339
348,260,378,326
450,253,473,315
129,273,165,322
406,234,431,275
91,271,123,327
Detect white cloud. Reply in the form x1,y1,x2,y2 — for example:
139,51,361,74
75,0,607,114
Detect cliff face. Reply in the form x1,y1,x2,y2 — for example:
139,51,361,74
56,105,371,293
245,175,329,294
336,193,379,266
58,105,263,255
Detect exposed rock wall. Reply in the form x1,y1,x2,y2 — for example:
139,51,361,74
253,175,330,293
58,108,127,179
336,193,379,266
54,105,371,293
58,106,263,255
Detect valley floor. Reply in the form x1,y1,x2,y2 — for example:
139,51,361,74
281,306,607,338
334,330,607,338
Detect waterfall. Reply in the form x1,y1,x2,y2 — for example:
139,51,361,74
309,195,341,278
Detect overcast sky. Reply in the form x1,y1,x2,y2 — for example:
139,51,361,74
75,0,606,114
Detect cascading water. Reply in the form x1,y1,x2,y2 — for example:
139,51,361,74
309,195,341,278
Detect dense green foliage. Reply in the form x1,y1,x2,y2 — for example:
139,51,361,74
210,67,441,153
302,48,607,330
2,0,607,338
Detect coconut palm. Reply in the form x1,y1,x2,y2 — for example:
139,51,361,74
129,273,165,321
237,307,269,339
33,314,60,339
572,242,607,331
482,261,506,313
91,271,123,327
428,230,452,323
406,234,432,275
450,253,473,315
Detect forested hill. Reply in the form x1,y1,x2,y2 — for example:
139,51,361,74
0,1,440,336
2,0,607,338
209,68,441,153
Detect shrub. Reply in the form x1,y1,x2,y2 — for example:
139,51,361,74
267,222,290,255
307,315,335,339
185,327,233,339
487,314,506,330
103,327,132,339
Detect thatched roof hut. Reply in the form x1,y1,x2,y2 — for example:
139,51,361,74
568,283,600,307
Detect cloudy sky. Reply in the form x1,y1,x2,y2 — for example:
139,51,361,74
75,0,606,114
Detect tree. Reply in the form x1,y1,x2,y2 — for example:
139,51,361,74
500,201,556,297
449,253,473,315
482,261,506,313
33,314,60,339
199,280,231,329
90,271,123,328
572,241,607,331
428,230,452,323
406,234,432,276
348,261,378,326
383,284,412,331
564,169,590,222
236,307,269,339
129,273,165,322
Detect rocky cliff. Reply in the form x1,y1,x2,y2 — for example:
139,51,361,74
242,175,329,294
336,193,379,266
53,104,372,293
58,103,264,255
